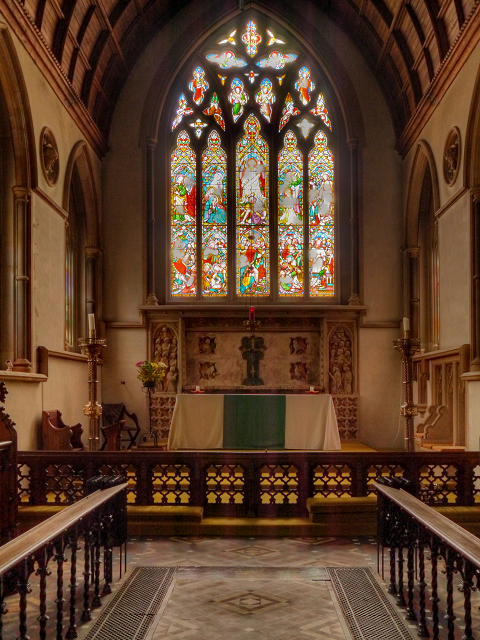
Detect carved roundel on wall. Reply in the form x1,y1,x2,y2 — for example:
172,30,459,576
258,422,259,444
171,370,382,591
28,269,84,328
40,127,60,187
443,126,461,186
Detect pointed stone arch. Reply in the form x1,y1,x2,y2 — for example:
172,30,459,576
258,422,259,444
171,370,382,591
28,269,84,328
404,140,440,348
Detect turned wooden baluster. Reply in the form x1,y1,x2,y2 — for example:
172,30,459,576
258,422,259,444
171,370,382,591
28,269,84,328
81,527,92,622
102,511,114,596
396,534,407,607
417,529,429,637
429,537,440,640
17,559,31,640
444,549,456,640
66,528,79,640
36,547,50,640
405,525,416,621
54,535,66,640
91,519,102,609
0,574,6,640
460,559,475,640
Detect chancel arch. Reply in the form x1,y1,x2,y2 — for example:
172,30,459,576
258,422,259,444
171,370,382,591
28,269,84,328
0,23,37,371
63,141,101,351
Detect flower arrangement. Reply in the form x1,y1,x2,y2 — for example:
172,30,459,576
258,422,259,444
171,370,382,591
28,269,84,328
136,360,166,386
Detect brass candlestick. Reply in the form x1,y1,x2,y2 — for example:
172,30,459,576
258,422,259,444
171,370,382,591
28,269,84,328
393,335,420,452
78,336,106,451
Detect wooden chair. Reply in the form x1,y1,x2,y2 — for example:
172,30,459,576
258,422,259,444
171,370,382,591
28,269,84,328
41,410,84,450
102,403,141,449
101,420,126,451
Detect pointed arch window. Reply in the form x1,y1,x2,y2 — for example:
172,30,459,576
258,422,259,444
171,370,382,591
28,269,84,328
168,17,335,302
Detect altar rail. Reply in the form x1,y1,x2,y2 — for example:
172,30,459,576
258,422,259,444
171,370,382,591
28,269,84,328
375,481,480,640
17,451,480,517
0,482,127,640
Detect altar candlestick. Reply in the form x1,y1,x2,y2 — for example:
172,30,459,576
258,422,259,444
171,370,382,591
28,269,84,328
88,313,96,338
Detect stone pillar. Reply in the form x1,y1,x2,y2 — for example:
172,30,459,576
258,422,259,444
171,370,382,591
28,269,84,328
145,138,158,305
85,246,99,318
12,187,31,372
347,138,360,305
471,194,480,370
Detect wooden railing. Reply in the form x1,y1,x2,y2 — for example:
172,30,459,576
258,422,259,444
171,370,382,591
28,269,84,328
375,481,480,640
0,482,127,640
16,450,480,517
0,382,17,546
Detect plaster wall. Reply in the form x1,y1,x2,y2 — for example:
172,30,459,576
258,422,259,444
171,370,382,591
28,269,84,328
357,328,402,449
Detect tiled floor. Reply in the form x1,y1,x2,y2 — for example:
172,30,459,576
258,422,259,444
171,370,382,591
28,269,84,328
3,536,480,640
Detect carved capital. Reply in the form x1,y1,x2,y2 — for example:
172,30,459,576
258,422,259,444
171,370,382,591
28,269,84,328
346,137,358,151
12,186,31,202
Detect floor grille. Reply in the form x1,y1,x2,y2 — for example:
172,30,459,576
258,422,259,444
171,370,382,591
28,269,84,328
327,566,414,640
83,567,176,640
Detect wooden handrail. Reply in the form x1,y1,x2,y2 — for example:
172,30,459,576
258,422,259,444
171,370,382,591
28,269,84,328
0,440,12,451
0,483,127,577
374,482,480,568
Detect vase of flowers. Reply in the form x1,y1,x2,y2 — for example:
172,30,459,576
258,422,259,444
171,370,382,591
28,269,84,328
136,360,166,387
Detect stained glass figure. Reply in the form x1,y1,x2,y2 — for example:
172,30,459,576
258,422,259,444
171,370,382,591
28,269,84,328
172,225,196,296
172,94,194,130
189,67,209,105
295,67,315,105
245,70,259,84
236,114,269,295
255,78,275,122
267,29,285,45
237,227,269,295
218,75,227,85
228,77,248,122
203,93,225,130
278,74,285,85
202,131,228,296
189,118,208,138
207,51,247,68
279,93,300,130
310,93,332,129
256,51,297,69
218,29,237,45
171,131,196,296
242,20,262,57
296,118,315,138
279,226,303,295
308,131,334,296
278,131,303,296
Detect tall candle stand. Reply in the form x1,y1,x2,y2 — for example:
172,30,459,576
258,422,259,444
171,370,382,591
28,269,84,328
393,335,420,452
78,336,106,451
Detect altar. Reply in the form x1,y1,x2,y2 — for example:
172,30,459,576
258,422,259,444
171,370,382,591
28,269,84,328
167,394,341,450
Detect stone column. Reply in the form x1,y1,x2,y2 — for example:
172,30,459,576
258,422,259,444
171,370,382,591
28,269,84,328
347,138,360,305
145,138,158,305
405,246,420,339
12,186,31,372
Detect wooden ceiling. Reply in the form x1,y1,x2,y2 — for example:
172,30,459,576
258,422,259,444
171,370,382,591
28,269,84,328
6,0,480,155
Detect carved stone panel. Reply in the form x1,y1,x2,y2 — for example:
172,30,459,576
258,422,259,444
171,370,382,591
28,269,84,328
150,395,176,442
327,323,354,395
333,396,358,440
153,324,178,393
40,127,59,186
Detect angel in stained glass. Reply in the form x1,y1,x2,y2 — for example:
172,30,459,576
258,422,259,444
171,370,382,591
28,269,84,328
255,78,275,122
203,93,225,130
189,67,209,105
295,67,315,105
172,94,193,129
228,78,248,122
279,93,300,130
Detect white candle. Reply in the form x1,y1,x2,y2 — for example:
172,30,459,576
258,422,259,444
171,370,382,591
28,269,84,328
402,317,410,333
88,313,96,338
195,385,200,392
309,386,314,392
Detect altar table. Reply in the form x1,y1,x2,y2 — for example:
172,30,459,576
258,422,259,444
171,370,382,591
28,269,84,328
168,394,341,450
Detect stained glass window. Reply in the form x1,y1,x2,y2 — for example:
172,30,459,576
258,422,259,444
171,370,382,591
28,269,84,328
168,18,336,301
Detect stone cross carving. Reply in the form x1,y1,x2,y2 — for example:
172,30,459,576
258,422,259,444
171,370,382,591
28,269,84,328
240,335,266,386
